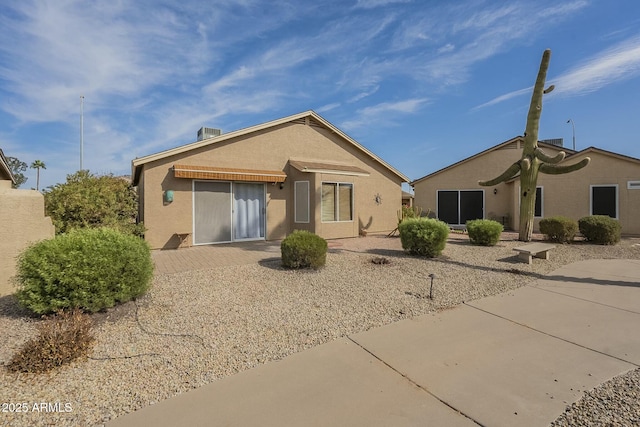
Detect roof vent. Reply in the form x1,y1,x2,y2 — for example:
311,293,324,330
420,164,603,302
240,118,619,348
197,127,221,141
540,138,563,147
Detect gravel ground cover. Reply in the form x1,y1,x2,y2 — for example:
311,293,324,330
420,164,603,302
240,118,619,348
0,233,639,426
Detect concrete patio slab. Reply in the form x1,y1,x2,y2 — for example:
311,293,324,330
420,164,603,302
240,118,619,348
350,303,635,427
529,259,640,313
107,338,477,427
467,285,640,365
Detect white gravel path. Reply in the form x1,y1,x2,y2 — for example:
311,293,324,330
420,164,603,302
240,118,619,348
1,234,639,427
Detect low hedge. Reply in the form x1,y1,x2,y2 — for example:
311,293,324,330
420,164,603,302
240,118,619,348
466,219,503,246
539,216,578,243
578,215,621,245
15,227,153,314
398,217,449,257
281,230,327,269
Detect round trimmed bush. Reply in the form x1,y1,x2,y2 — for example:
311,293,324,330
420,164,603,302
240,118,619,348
281,230,327,269
15,227,153,314
399,217,449,257
466,219,503,246
578,215,621,245
539,216,578,243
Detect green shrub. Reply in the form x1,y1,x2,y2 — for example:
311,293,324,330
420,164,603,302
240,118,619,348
44,170,145,237
7,309,94,373
398,217,449,257
578,215,621,245
281,230,328,269
466,219,503,246
539,216,578,243
15,228,153,314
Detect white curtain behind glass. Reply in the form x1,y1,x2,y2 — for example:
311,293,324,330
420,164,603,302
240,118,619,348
233,183,265,240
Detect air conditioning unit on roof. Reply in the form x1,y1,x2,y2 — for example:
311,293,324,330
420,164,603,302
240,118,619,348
197,127,221,141
540,138,563,147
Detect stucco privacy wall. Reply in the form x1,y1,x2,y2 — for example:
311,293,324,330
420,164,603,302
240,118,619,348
412,139,640,235
138,118,404,249
0,182,55,296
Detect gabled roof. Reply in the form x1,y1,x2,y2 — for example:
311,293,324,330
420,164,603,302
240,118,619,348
410,137,577,186
575,146,640,164
0,149,16,184
132,110,409,185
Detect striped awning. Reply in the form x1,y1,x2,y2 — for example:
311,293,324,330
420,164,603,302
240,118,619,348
173,164,286,182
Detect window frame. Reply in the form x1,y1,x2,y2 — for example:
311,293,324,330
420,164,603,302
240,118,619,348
534,186,543,218
294,181,310,223
436,189,484,225
590,184,618,219
321,181,354,223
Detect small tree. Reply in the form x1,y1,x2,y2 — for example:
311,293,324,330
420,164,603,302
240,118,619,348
44,170,144,236
6,156,28,188
30,160,46,191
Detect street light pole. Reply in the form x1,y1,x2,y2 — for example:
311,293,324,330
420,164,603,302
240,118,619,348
566,118,575,151
80,95,84,170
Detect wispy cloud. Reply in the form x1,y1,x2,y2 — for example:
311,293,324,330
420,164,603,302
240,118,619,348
354,0,412,9
555,34,640,95
341,98,428,130
473,33,640,109
472,87,533,111
1,0,624,188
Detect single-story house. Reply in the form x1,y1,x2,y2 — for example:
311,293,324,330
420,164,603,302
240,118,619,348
132,111,409,249
402,191,414,208
0,149,55,296
411,137,640,235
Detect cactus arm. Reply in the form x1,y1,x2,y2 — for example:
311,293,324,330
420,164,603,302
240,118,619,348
539,157,590,174
522,49,552,156
535,148,565,164
478,162,521,186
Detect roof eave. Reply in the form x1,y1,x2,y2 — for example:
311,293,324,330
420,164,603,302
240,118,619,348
132,110,409,184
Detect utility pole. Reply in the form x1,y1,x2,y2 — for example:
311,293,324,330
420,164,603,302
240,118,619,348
80,95,85,170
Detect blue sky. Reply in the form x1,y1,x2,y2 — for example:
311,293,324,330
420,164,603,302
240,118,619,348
1,0,639,191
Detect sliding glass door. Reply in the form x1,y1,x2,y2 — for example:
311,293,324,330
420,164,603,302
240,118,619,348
193,181,265,245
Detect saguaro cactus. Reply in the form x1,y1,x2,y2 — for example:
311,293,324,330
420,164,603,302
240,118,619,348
479,49,590,242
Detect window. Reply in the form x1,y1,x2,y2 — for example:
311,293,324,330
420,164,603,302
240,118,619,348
321,182,353,222
436,190,484,225
294,181,310,223
534,187,543,218
591,185,618,218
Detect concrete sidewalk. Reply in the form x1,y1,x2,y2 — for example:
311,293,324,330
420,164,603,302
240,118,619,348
107,259,640,427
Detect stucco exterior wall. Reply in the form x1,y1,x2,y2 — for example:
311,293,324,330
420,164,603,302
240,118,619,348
413,140,565,227
413,141,640,235
139,121,404,249
0,182,55,296
536,151,640,235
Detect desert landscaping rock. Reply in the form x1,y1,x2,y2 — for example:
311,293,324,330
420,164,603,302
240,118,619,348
1,234,639,426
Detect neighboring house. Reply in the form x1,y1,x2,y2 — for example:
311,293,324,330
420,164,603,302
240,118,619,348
0,149,55,296
132,111,409,249
402,191,414,208
411,137,640,235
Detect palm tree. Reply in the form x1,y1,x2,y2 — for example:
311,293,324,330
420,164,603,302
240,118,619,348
30,160,46,191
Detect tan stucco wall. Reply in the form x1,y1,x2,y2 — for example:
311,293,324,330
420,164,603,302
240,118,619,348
536,151,640,235
0,182,55,296
139,121,404,249
412,140,558,227
413,142,640,235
